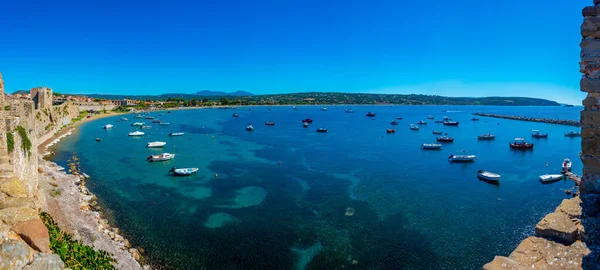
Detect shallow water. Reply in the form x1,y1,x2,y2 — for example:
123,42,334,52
51,105,581,269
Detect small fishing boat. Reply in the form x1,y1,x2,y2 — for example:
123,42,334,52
131,122,144,126
232,113,239,118
448,151,476,162
292,106,298,110
478,133,495,140
147,141,166,148
320,107,327,111
410,124,419,130
103,124,113,129
316,128,328,133
135,115,143,119
159,122,170,125
418,120,427,125
303,122,309,128
539,174,564,183
386,129,395,133
120,117,128,121
443,121,459,126
432,130,443,135
437,135,454,142
564,130,581,137
531,130,548,138
141,125,152,129
390,120,399,125
145,116,154,120
509,138,534,150
421,143,442,149
471,117,480,121
152,120,162,123
396,117,403,120
427,115,434,119
345,109,354,113
366,112,376,117
477,170,501,182
147,153,175,162
265,122,275,126
246,124,254,131
562,158,572,173
168,167,198,176
302,118,313,123
128,131,145,136
95,138,101,142
169,132,184,136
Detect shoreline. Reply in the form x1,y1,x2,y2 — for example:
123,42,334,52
37,111,145,269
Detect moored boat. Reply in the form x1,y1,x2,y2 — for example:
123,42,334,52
366,112,376,117
471,117,479,121
448,151,476,162
539,174,564,183
147,141,166,148
103,124,113,129
233,113,239,118
169,132,184,136
292,106,298,110
316,128,328,133
135,115,143,119
531,130,548,138
477,170,501,182
418,120,427,125
432,130,443,135
147,153,175,162
320,107,327,111
345,109,354,113
396,117,403,120
152,120,162,123
443,121,459,126
564,130,581,137
386,129,395,133
120,117,128,121
562,158,572,173
145,116,154,119
95,138,101,142
390,120,398,125
246,124,254,131
427,115,434,119
265,121,275,126
159,122,170,125
509,138,534,150
128,131,145,136
421,143,442,149
141,125,152,129
131,122,144,126
302,118,313,123
303,122,309,128
478,133,495,140
168,167,198,176
437,135,454,142
410,124,419,130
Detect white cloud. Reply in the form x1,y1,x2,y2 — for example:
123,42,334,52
363,81,584,105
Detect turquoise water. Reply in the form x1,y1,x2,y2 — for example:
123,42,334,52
51,105,581,269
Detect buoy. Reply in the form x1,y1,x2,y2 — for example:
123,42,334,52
215,173,218,179
546,162,549,167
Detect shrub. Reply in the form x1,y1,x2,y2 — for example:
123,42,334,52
16,126,31,156
6,133,14,153
40,212,117,269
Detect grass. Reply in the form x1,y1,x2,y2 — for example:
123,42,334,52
49,188,62,197
40,212,117,269
16,126,31,156
6,133,14,153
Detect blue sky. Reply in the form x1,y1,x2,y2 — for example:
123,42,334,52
0,0,589,103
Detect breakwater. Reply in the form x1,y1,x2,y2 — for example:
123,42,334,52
473,113,581,127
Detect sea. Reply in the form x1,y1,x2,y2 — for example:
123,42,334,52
50,105,582,269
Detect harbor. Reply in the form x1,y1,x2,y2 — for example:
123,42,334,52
473,112,581,127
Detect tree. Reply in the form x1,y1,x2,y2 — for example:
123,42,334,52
219,97,230,105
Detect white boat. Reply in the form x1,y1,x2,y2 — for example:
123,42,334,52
168,167,198,176
531,130,548,138
448,152,476,162
159,122,170,125
478,133,495,140
141,125,152,129
128,131,145,136
292,106,298,110
147,153,175,162
421,143,442,149
169,132,184,136
131,122,144,126
120,117,128,121
135,115,143,119
246,124,254,131
147,141,166,148
410,124,419,130
539,174,564,183
562,158,572,172
564,130,581,137
477,170,501,182
417,120,427,125
103,124,113,129
303,122,309,128
320,107,327,111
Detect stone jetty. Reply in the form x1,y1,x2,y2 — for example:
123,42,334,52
472,113,580,127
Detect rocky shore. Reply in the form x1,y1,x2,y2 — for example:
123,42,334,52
472,113,581,127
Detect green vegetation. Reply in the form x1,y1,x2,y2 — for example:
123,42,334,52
72,111,88,123
16,126,31,156
49,188,62,197
41,212,116,269
6,133,14,153
4,105,10,111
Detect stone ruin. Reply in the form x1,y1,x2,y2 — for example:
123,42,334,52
30,86,52,110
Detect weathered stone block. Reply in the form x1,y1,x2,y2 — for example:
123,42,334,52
581,110,600,126
582,17,600,38
583,92,600,110
0,238,32,270
535,211,579,244
11,219,50,253
580,171,600,193
482,256,523,270
509,237,590,269
582,136,600,155
583,5,600,17
0,207,38,226
557,197,583,219
23,254,64,270
581,76,600,93
0,177,27,198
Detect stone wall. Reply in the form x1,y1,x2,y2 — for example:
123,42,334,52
76,102,115,112
581,1,600,194
30,87,52,110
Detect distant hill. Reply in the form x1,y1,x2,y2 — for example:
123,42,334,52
11,90,28,95
195,90,254,96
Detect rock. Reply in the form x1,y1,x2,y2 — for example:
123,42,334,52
0,238,32,270
535,211,579,244
129,248,141,261
582,16,600,38
23,254,64,270
11,219,51,253
595,0,600,6
482,256,522,270
583,6,600,17
114,234,124,243
509,237,590,269
0,207,38,226
557,197,583,219
581,76,600,93
0,177,28,198
108,231,115,240
123,239,131,248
